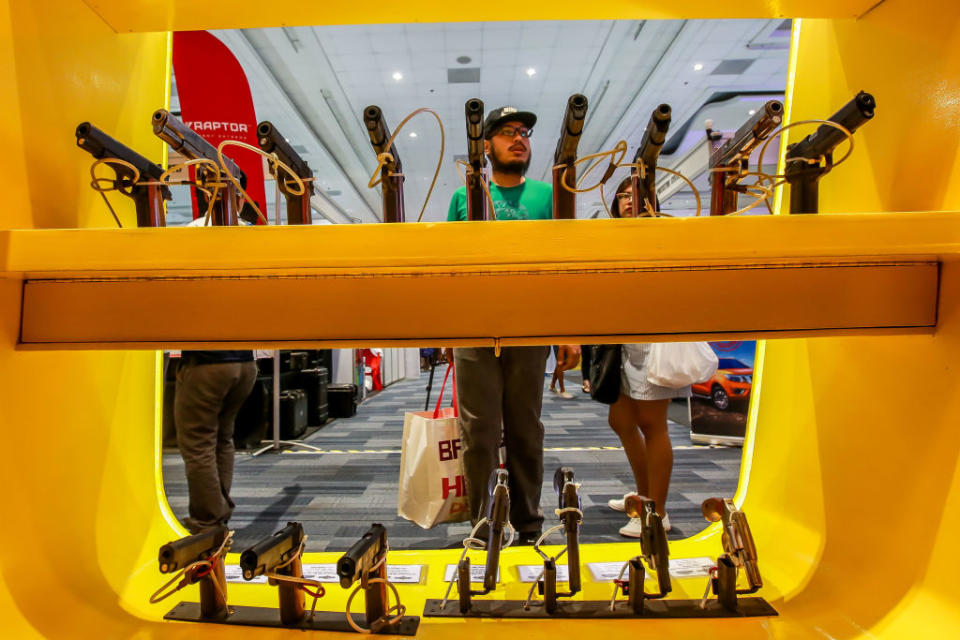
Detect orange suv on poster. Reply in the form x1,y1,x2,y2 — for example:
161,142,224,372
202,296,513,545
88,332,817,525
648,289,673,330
691,357,753,410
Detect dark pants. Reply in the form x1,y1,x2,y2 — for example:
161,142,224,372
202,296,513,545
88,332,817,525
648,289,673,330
581,345,593,382
453,346,550,534
175,359,257,532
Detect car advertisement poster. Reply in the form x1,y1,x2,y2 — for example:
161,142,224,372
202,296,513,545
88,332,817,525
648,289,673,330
690,341,756,446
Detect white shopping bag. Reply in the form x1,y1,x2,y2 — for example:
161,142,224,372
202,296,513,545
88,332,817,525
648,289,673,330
646,342,719,389
397,365,470,528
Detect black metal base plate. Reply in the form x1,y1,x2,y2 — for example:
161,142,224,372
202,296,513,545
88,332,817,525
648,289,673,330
423,597,778,619
164,602,420,635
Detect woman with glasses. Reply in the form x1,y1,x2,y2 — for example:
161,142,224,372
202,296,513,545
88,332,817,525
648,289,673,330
604,178,690,537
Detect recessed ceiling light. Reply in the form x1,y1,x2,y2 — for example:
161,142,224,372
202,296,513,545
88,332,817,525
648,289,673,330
457,55,472,64
693,63,704,71
748,109,757,115
392,71,403,81
408,132,418,138
526,67,537,77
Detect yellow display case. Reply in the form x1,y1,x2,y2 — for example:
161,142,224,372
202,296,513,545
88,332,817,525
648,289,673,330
2,0,959,637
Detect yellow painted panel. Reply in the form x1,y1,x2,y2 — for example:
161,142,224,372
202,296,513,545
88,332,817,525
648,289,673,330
3,213,960,278
80,0,878,33
20,261,938,347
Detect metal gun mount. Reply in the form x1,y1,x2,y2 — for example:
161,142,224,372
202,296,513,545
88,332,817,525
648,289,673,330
702,497,762,612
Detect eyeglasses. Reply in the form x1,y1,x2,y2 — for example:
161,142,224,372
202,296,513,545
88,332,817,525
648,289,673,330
616,192,632,201
495,126,533,139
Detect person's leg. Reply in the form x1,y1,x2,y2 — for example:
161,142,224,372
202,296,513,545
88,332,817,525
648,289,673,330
557,369,565,393
175,361,232,532
453,347,504,524
549,367,559,392
215,361,258,521
580,345,592,392
635,399,672,516
500,345,550,534
607,394,648,497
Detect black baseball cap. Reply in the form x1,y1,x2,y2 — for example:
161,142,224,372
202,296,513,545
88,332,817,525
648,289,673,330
483,106,537,139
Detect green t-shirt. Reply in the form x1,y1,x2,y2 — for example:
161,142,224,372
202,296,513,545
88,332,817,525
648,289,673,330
447,179,553,221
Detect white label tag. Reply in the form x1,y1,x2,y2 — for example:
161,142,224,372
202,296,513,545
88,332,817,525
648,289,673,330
224,564,268,584
588,557,717,582
444,564,499,584
667,557,715,578
517,564,570,583
224,563,423,584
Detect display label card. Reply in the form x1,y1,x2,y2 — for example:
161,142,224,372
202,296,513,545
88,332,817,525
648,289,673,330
517,564,569,583
224,564,268,584
225,563,422,584
444,564,499,584
588,557,716,582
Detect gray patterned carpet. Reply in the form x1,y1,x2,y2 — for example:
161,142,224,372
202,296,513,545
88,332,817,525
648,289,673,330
162,369,742,551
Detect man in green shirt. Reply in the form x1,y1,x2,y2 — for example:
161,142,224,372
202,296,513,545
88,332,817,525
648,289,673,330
446,106,580,544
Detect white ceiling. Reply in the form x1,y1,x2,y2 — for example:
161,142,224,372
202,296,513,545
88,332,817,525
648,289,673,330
166,19,790,225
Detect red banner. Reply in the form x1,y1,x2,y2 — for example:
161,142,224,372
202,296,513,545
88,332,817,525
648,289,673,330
172,31,266,222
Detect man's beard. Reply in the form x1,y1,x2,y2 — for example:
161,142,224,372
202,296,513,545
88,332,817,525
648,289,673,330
489,147,531,176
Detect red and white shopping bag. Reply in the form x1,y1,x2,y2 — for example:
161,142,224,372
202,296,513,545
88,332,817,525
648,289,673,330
397,364,470,528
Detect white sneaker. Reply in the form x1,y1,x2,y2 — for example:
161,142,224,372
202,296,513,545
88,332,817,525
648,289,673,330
558,391,574,399
617,513,672,537
619,517,644,538
607,494,630,512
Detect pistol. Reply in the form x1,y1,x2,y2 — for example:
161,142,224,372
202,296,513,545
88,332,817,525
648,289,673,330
464,98,490,221
708,100,783,215
239,522,304,581
483,467,510,591
625,493,671,597
631,104,671,215
158,525,229,573
702,497,761,591
337,524,387,588
552,466,582,592
152,109,248,225
784,90,875,214
552,94,588,219
256,120,314,224
75,122,171,227
363,106,405,223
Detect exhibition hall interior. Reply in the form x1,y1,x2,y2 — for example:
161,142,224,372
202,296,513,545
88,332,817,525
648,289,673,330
158,18,788,552
3,1,960,638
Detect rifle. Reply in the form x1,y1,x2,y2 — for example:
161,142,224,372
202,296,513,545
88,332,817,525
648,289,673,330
256,121,314,224
75,122,171,227
784,91,876,213
152,108,248,225
552,466,581,593
483,468,510,592
363,106,405,223
707,100,783,215
464,98,490,221
552,94,588,219
630,104,671,216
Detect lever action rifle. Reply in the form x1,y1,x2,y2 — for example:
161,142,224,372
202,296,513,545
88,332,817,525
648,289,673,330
552,94,588,219
707,100,783,215
256,121,315,224
784,91,876,214
631,104,671,216
363,106,405,223
75,122,171,227
464,98,490,221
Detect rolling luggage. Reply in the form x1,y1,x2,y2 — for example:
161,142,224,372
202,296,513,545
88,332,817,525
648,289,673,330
297,367,329,425
279,389,308,439
328,383,358,418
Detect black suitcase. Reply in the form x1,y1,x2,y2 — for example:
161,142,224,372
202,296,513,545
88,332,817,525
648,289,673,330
297,367,329,425
328,383,358,418
280,389,308,439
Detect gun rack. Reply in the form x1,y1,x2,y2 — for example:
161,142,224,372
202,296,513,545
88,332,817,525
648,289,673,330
163,602,420,635
422,598,776,619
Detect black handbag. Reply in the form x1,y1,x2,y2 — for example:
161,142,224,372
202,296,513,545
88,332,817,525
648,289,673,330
589,344,622,405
